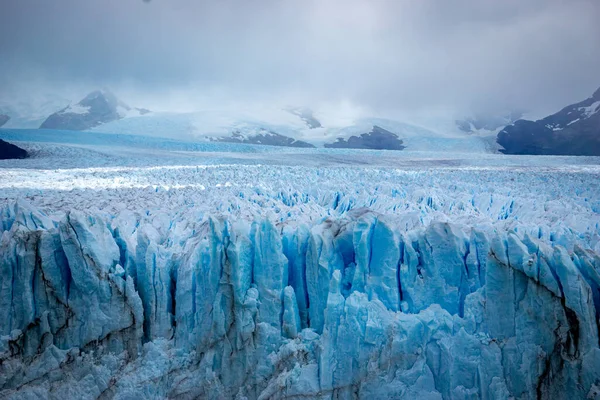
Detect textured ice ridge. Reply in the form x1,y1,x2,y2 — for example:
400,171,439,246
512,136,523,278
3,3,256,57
1,202,599,399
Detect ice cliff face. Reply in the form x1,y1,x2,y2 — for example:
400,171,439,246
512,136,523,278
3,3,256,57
1,202,599,399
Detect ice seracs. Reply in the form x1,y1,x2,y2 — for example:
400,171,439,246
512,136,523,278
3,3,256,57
1,199,599,398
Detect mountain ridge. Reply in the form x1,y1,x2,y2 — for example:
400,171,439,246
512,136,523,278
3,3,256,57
497,86,600,155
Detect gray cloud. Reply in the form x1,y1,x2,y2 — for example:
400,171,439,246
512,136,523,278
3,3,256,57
1,0,599,117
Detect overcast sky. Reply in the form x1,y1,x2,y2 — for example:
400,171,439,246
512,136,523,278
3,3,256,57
1,0,599,117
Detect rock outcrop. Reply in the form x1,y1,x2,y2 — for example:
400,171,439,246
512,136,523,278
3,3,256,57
325,125,406,150
0,139,28,160
215,129,315,148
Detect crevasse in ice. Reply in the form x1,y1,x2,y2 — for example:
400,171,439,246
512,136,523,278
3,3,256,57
1,201,599,399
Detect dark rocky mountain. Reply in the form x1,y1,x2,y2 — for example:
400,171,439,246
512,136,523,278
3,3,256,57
497,87,600,155
0,114,9,127
215,129,315,148
456,111,523,133
325,125,406,150
0,139,28,159
40,90,149,131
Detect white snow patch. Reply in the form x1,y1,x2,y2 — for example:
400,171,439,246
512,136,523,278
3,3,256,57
545,124,562,131
62,104,91,115
579,100,600,118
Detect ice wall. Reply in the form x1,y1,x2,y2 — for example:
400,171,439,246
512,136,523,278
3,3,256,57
1,203,599,399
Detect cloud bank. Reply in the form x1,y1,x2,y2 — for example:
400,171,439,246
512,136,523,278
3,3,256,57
1,0,599,117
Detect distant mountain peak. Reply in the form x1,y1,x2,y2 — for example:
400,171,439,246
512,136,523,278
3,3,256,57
40,90,149,131
80,89,118,107
593,86,600,100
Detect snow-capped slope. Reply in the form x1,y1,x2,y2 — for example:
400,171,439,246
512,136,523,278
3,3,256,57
498,86,600,155
39,90,150,131
321,117,492,152
0,95,72,129
2,91,494,152
539,87,600,132
88,108,313,145
89,109,490,152
0,135,599,398
455,111,523,134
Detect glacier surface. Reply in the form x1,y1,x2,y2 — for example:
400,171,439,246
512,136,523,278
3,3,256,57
1,133,600,399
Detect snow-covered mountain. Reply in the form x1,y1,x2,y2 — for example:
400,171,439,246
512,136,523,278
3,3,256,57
497,86,600,155
39,90,150,131
0,89,502,151
14,88,597,153
0,94,72,129
85,108,490,152
88,107,322,146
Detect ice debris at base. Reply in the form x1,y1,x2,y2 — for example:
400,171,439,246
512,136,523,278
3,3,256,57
1,200,600,399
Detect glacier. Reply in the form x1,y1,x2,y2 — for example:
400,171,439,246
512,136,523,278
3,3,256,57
0,134,600,399
2,204,600,399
